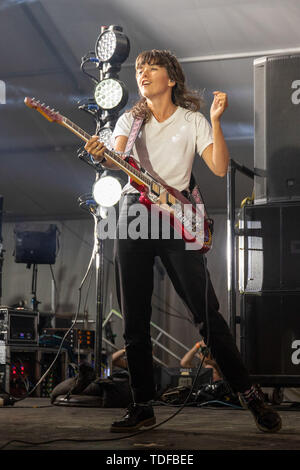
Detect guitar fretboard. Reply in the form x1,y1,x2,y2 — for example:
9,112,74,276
62,116,92,143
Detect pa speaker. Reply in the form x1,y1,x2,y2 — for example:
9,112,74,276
254,54,300,203
240,292,300,385
239,202,300,292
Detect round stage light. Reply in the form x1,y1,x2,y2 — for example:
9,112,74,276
95,28,130,64
98,127,113,150
96,30,117,62
94,78,128,111
93,175,122,207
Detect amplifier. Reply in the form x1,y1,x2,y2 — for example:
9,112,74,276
0,345,68,396
0,307,38,345
254,54,300,203
238,202,300,292
240,292,300,386
41,328,95,350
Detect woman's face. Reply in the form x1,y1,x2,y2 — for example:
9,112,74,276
136,62,175,100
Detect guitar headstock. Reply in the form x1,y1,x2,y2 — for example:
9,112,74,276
24,97,63,123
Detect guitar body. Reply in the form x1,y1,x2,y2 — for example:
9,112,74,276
126,156,212,252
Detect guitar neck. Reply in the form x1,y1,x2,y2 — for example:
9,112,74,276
60,116,92,142
60,116,152,188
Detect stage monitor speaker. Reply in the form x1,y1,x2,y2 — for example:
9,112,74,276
254,54,300,203
240,292,300,386
239,202,300,292
14,224,58,265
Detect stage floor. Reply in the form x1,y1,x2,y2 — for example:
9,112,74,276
0,398,300,453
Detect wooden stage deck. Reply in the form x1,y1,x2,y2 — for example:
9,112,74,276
0,398,300,458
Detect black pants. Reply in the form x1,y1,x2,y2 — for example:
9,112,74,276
114,195,252,403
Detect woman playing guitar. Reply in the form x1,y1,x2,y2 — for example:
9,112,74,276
85,49,281,434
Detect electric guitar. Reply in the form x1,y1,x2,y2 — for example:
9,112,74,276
24,97,212,252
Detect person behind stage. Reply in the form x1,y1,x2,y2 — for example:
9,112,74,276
85,49,281,434
180,340,222,383
111,348,128,370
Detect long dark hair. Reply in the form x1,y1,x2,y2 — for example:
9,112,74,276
130,49,204,122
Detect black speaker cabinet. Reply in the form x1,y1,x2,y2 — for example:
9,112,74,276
239,202,300,292
240,292,300,386
14,224,57,265
254,54,300,203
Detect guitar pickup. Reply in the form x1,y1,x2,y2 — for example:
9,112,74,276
167,193,176,206
150,183,160,196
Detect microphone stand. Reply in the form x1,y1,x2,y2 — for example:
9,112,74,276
78,192,106,379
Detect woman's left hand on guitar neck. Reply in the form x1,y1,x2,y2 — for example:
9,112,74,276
84,135,118,169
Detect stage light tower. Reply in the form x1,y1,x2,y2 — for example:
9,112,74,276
94,25,130,149
91,26,130,378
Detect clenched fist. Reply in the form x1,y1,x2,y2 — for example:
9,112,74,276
210,91,228,123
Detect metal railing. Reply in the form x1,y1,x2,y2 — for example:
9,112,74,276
102,308,190,369
226,159,255,340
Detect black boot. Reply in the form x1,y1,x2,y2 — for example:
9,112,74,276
110,403,156,433
239,385,282,433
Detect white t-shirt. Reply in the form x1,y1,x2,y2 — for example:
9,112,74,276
111,106,213,194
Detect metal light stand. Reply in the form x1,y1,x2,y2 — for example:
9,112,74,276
226,159,255,340
30,263,41,311
77,24,130,378
77,190,106,379
94,213,105,378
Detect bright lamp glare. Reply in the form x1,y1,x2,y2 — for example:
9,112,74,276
98,127,113,150
93,176,122,207
96,31,117,62
94,78,123,110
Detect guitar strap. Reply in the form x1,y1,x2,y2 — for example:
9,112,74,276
124,116,214,233
124,117,144,156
